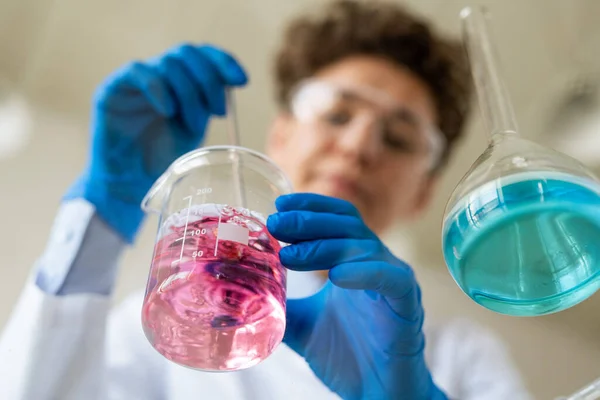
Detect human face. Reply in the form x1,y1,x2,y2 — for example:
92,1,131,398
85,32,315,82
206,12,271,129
266,55,442,235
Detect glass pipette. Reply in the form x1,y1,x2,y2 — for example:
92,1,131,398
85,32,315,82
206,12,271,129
225,87,247,208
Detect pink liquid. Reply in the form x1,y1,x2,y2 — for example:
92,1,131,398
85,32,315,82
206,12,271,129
141,204,287,371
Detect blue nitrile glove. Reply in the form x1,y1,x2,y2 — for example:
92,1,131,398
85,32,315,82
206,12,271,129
267,193,448,400
65,44,248,242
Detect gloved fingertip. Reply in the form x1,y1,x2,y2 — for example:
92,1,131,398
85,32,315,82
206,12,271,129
274,194,293,211
193,114,210,139
227,65,248,86
328,263,371,290
280,244,309,264
328,266,351,287
266,213,280,234
200,45,248,86
214,90,227,117
214,105,226,117
278,246,295,264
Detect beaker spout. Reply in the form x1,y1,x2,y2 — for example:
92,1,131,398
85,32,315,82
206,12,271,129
461,6,519,138
141,171,170,214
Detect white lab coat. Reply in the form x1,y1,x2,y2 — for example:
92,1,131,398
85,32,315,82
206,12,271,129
0,202,532,400
0,280,533,400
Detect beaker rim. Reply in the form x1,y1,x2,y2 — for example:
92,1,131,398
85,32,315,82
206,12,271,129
171,145,291,187
174,145,280,166
141,145,294,213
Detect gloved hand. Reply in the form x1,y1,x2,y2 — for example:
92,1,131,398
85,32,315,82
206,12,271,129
267,193,448,400
65,44,248,242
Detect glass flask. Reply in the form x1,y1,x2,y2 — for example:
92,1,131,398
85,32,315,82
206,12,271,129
556,377,600,400
442,7,600,316
141,145,293,371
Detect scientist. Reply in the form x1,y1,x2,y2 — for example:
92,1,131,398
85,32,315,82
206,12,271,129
0,1,531,399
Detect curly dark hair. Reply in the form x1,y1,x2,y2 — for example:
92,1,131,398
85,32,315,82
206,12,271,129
273,0,472,170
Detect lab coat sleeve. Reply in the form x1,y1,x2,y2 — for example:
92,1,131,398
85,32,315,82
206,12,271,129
0,199,165,400
34,198,125,295
444,319,533,400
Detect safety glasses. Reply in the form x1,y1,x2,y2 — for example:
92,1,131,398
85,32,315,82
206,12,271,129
289,79,446,170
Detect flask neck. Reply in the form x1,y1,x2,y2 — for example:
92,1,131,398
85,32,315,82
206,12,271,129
461,7,519,140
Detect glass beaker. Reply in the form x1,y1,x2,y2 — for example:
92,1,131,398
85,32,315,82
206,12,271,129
141,145,293,371
442,7,600,316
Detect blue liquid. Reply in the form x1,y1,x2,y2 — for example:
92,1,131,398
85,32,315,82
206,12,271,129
443,173,600,316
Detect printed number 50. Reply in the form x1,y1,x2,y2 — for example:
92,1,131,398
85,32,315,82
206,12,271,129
192,251,204,258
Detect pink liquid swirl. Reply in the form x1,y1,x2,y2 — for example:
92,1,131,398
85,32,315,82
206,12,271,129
141,204,287,371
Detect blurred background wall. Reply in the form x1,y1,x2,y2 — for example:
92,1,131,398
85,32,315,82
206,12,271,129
1,0,599,398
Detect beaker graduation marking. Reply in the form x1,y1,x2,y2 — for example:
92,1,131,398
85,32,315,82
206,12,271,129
171,196,194,266
214,213,222,257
